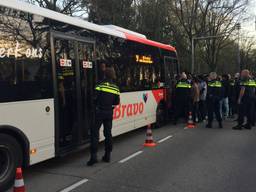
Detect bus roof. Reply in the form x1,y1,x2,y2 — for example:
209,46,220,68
0,0,176,52
103,25,147,39
104,25,176,52
124,33,176,52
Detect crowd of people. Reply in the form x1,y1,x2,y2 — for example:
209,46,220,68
172,69,255,130
87,67,255,166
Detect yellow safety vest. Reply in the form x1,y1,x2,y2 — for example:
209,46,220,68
176,81,191,89
95,82,120,95
240,79,256,87
208,81,222,88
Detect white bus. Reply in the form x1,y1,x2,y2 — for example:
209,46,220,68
0,0,178,190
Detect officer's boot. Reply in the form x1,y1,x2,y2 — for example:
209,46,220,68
102,152,111,163
244,123,252,130
218,121,223,128
87,154,98,166
232,124,242,130
206,122,212,128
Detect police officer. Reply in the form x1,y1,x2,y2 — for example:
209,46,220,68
98,62,106,82
233,70,255,130
233,73,241,117
250,74,256,126
228,75,236,118
206,72,223,128
87,67,120,166
173,72,192,124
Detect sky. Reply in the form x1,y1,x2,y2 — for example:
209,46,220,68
242,0,256,38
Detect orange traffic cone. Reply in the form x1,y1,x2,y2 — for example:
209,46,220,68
143,124,156,147
187,112,195,129
13,168,25,192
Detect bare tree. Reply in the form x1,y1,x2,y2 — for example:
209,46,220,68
82,0,136,28
20,0,86,17
240,35,256,70
169,0,249,72
201,0,249,71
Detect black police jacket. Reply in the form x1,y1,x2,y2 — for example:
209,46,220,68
175,79,192,100
94,79,120,119
207,80,222,101
240,78,256,100
221,80,230,98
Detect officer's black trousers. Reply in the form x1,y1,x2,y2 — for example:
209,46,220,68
252,99,256,125
199,100,207,120
207,99,222,124
174,99,190,122
90,118,113,156
238,99,254,126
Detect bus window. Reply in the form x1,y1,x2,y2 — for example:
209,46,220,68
0,8,53,103
110,41,164,92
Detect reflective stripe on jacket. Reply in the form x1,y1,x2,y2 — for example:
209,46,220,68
95,82,120,95
208,81,222,88
176,81,191,89
240,79,256,87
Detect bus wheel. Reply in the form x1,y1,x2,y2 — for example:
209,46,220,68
156,102,166,128
0,134,23,191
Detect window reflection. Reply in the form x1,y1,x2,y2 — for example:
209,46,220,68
0,6,53,102
96,38,168,92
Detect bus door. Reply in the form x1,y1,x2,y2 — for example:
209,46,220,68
77,41,95,143
164,56,178,88
164,56,178,114
51,32,95,152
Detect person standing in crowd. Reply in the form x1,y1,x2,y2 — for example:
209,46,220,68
97,62,106,82
191,77,200,122
173,72,192,125
219,74,230,119
252,73,256,126
228,74,235,118
206,72,223,128
187,74,193,84
233,73,241,118
198,75,208,122
233,70,255,130
87,67,120,166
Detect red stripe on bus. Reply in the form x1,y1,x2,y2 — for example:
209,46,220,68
124,32,176,52
152,89,165,103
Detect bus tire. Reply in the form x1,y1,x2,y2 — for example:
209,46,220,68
0,134,23,191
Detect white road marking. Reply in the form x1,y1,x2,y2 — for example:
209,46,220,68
119,151,143,163
60,178,88,192
184,127,188,130
157,135,173,143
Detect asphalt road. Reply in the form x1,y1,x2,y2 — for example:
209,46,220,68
7,120,256,192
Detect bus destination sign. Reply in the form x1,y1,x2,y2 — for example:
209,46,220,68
135,54,153,64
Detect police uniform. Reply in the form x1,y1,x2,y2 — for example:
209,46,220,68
173,79,192,124
228,79,235,117
88,80,120,165
232,78,241,117
206,80,223,128
234,78,256,129
253,78,256,126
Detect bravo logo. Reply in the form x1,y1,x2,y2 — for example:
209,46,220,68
113,93,149,120
113,102,144,120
